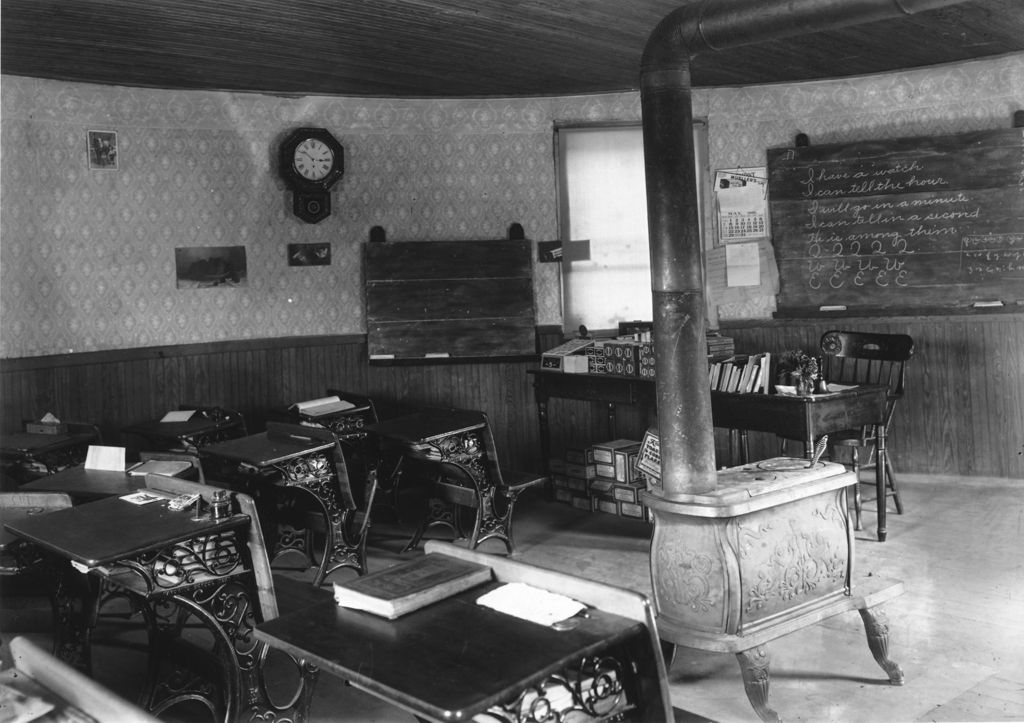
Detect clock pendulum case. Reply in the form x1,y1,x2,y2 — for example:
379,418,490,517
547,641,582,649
278,127,345,223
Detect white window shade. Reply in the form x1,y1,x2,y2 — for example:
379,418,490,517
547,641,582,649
558,126,651,335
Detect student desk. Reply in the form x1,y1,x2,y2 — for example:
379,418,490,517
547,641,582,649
1,492,273,721
255,541,673,722
19,463,191,502
121,412,245,454
200,423,361,585
527,370,892,540
269,392,387,515
0,424,101,485
364,409,509,551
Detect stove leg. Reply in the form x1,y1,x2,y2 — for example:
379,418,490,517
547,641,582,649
736,645,780,722
859,608,904,685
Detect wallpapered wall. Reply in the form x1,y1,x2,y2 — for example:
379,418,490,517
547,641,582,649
2,52,1022,358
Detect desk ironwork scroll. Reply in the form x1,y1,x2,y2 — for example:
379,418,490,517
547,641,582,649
405,429,485,550
478,655,628,722
315,412,370,442
103,528,316,723
271,451,362,586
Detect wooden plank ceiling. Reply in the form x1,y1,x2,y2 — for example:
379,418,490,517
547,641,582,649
2,0,1022,98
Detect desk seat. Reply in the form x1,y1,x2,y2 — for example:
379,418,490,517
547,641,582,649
367,409,545,554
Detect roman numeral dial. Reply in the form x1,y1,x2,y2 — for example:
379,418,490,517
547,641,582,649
292,138,335,181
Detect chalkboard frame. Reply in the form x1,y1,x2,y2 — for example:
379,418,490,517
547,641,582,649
767,125,1024,317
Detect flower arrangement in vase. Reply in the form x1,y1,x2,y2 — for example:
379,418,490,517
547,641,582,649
777,349,821,395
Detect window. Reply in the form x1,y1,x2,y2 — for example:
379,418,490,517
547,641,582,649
555,122,708,336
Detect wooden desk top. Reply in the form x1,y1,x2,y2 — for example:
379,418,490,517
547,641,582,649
20,466,141,501
200,429,335,468
1,428,98,456
3,494,246,568
255,581,645,721
365,409,485,446
122,417,238,439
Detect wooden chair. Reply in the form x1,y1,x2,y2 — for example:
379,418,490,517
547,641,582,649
0,492,73,643
405,410,546,554
819,330,915,531
5,636,161,722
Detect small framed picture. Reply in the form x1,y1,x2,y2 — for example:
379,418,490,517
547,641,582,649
288,243,332,266
87,130,118,170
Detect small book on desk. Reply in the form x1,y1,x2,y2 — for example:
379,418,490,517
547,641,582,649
333,553,492,619
291,395,356,417
126,459,193,477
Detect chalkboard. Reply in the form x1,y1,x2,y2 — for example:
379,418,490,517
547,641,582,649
364,239,536,361
767,127,1024,315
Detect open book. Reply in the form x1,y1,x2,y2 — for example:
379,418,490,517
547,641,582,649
126,459,193,478
333,554,491,619
292,395,356,417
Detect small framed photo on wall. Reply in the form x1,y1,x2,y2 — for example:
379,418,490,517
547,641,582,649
288,243,332,266
87,130,118,170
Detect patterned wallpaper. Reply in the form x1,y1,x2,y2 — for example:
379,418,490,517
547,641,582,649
2,52,1022,357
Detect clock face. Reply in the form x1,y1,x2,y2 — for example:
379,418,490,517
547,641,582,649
292,138,335,181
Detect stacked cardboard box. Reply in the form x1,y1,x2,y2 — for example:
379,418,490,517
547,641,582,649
601,341,639,376
638,341,656,378
541,338,594,373
588,439,647,518
586,343,607,374
550,440,652,521
549,446,595,508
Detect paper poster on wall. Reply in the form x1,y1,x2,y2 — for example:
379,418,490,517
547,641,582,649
714,167,768,243
726,241,760,286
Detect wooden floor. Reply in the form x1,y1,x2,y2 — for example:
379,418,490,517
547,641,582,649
3,472,1023,722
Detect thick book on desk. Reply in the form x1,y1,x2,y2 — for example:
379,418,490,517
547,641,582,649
333,554,492,619
292,395,356,417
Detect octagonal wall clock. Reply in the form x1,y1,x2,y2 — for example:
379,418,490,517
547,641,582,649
278,127,345,223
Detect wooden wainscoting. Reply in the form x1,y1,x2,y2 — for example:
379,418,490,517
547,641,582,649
2,315,1021,478
0,334,555,474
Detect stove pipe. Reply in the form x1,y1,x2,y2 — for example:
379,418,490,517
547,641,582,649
640,0,967,498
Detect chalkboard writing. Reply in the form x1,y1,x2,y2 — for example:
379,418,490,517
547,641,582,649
767,127,1024,314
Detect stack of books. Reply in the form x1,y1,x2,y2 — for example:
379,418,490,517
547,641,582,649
706,332,735,361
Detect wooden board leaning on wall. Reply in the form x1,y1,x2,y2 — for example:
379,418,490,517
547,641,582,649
767,126,1024,316
364,239,536,361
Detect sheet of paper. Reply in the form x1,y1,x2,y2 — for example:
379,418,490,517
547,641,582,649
476,582,586,626
120,491,163,505
160,409,196,422
85,445,126,471
726,242,761,286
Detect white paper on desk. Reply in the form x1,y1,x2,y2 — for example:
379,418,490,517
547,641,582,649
161,409,196,422
85,445,125,471
39,412,61,424
476,582,586,626
827,383,858,392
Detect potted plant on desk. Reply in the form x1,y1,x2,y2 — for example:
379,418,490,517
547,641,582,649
777,349,821,396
